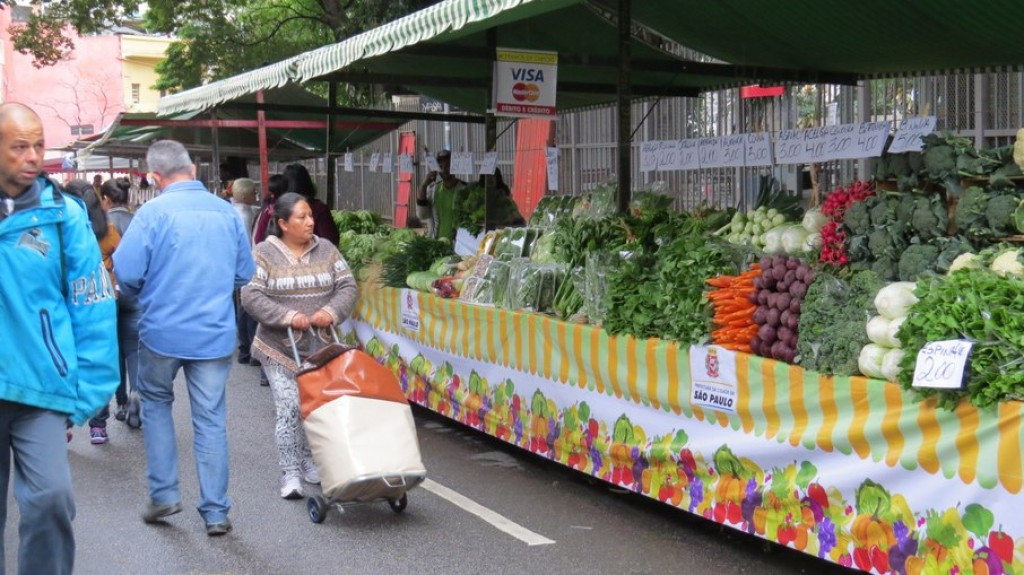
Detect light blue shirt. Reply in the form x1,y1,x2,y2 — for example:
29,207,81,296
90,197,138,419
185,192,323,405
113,180,255,359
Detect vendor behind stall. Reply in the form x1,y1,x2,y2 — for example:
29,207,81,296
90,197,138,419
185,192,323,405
416,149,467,240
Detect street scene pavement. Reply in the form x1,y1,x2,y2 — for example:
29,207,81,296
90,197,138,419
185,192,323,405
8,358,851,575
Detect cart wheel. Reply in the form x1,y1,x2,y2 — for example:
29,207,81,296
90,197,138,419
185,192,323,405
307,496,328,524
388,494,408,513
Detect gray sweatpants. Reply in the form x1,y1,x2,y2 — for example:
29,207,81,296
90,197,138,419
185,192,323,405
0,401,76,575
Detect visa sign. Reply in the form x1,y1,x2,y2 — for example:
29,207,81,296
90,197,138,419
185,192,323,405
493,48,558,118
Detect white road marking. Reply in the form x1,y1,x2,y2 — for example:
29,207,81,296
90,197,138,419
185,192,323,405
420,479,556,546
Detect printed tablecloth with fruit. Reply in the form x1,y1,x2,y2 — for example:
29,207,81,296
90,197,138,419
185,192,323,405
342,288,1024,574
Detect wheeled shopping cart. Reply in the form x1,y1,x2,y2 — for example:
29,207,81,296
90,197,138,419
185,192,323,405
289,328,426,523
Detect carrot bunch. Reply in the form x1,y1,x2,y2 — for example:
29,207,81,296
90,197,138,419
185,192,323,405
705,264,760,353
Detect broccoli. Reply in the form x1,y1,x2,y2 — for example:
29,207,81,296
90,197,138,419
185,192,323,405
873,155,891,181
843,199,873,236
870,194,899,227
888,153,911,176
984,193,1021,236
870,256,898,281
906,152,924,173
797,270,884,376
922,144,957,179
955,186,991,236
911,194,948,240
867,227,906,261
846,234,872,263
898,243,940,281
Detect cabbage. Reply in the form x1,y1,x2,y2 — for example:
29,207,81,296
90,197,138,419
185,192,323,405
874,282,919,319
881,348,905,382
801,207,829,234
886,316,905,348
762,226,786,255
802,232,823,253
865,315,892,346
990,248,1024,278
858,344,888,379
781,224,810,255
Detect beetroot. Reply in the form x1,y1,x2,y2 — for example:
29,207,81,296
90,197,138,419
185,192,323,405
780,309,792,329
757,290,770,305
787,312,800,330
772,265,787,281
766,308,781,327
758,324,776,343
785,258,799,270
790,281,807,299
776,292,792,311
777,326,793,347
750,336,762,355
752,306,768,325
789,298,802,314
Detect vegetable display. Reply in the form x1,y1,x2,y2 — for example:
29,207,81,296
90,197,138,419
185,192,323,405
897,270,1024,408
706,265,760,353
381,236,454,288
750,255,814,363
796,270,884,377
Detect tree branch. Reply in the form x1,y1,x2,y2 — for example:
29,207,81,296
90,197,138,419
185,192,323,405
234,14,330,47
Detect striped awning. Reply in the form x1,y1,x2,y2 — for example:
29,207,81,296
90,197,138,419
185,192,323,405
158,0,570,116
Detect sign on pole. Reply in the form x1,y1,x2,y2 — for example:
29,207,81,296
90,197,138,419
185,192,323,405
493,48,558,118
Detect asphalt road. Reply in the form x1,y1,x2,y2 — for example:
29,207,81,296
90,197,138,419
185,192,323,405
6,359,854,575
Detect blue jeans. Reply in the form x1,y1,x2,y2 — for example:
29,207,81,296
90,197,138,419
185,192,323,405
0,402,75,575
89,297,142,428
137,344,232,524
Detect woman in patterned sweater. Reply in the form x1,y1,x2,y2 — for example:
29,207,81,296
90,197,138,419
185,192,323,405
241,192,359,499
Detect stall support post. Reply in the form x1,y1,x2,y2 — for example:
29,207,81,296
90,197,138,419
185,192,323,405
484,28,498,224
616,0,632,214
256,90,270,200
326,82,338,210
211,111,221,194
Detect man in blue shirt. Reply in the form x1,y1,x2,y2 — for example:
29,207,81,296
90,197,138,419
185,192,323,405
0,103,119,574
114,140,255,537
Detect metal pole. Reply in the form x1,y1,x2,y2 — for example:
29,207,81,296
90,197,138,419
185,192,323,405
326,82,337,209
256,90,270,201
616,0,632,213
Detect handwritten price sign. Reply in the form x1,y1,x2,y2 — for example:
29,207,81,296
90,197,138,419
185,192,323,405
745,133,773,167
775,129,804,164
911,340,974,389
888,116,937,153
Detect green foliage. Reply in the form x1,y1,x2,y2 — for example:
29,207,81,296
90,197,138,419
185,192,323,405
797,270,884,376
897,270,1024,409
331,209,388,235
381,235,453,288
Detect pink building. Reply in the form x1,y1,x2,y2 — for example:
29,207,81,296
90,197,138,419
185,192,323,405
1,7,169,150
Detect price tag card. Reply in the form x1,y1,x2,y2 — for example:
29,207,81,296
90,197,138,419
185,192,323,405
545,146,559,191
343,153,354,173
719,135,746,168
801,127,833,163
382,152,393,173
744,132,773,167
424,155,441,173
698,137,725,168
775,129,805,164
912,339,974,389
688,345,738,414
398,154,414,174
368,152,380,173
888,116,937,153
853,121,891,158
450,152,474,176
480,151,498,175
640,140,680,172
675,139,701,170
823,124,860,160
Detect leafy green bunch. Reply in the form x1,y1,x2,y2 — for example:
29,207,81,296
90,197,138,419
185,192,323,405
797,270,885,376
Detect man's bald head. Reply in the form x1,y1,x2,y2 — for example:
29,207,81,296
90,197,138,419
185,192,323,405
0,103,45,198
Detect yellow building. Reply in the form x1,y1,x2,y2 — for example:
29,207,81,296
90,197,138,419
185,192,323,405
120,35,174,113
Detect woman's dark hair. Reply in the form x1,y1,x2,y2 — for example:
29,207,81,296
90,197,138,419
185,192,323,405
100,177,131,206
63,179,108,239
272,192,309,237
267,173,287,204
139,175,151,188
282,163,316,200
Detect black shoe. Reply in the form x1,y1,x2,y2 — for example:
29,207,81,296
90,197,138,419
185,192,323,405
206,519,233,537
142,501,183,523
237,355,251,365
114,403,128,421
126,392,142,429
249,358,262,367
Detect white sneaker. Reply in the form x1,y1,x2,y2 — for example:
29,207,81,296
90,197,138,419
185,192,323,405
280,474,303,500
300,458,320,485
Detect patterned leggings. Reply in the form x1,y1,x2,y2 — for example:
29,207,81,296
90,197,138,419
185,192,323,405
263,364,313,477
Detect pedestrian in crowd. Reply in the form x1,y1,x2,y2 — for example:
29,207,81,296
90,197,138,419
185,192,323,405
99,177,142,427
0,102,119,574
62,179,122,445
252,173,286,246
91,173,102,194
231,177,260,366
242,192,358,499
113,140,255,537
417,149,468,240
282,163,339,246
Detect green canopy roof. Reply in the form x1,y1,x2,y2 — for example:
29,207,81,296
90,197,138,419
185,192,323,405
159,0,1024,118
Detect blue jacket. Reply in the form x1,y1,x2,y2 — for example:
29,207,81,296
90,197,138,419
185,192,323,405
113,179,255,359
0,177,119,425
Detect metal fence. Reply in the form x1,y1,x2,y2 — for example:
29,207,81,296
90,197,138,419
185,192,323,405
276,71,1024,219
